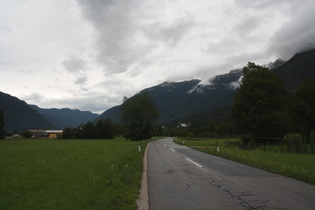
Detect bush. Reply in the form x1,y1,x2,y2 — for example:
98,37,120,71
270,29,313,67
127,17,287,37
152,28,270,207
240,133,254,149
23,131,33,138
282,133,303,153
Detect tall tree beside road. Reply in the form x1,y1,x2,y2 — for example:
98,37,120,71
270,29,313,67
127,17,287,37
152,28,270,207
120,91,159,141
232,62,288,140
290,77,315,139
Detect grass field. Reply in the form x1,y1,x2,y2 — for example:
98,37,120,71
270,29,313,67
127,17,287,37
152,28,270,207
174,138,315,185
0,138,148,210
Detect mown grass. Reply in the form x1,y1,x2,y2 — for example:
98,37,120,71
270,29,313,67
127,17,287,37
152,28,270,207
0,138,148,210
174,138,315,185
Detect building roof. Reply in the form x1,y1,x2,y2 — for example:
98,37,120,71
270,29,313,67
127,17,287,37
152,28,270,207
28,129,63,134
46,130,63,133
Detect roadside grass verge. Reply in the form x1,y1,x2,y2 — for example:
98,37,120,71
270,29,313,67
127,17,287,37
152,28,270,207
174,138,315,185
0,138,148,209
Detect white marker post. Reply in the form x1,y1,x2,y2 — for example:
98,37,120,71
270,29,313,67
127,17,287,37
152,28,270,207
217,147,220,152
138,145,141,153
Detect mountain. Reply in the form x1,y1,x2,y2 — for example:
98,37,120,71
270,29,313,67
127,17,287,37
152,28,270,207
30,105,99,129
95,70,243,124
93,105,121,123
96,49,315,125
0,91,56,132
272,49,315,93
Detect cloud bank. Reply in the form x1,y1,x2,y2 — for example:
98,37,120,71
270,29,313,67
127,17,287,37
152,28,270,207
1,0,315,113
268,0,315,59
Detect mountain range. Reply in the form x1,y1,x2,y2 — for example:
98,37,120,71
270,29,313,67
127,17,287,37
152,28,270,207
93,70,242,124
0,91,56,132
0,92,99,132
30,105,99,130
1,49,314,132
95,49,315,125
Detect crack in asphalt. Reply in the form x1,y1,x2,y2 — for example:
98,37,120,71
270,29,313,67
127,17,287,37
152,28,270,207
211,181,268,210
184,179,193,191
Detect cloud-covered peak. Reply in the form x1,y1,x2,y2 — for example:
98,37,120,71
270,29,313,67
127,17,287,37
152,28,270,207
268,0,315,59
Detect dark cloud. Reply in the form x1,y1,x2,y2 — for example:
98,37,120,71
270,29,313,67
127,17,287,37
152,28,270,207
268,0,315,59
74,75,88,85
62,55,86,73
143,17,194,45
62,55,88,86
76,0,147,74
76,0,194,75
233,15,262,37
0,26,12,33
235,0,289,9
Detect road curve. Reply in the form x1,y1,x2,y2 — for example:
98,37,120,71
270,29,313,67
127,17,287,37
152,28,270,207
147,137,315,210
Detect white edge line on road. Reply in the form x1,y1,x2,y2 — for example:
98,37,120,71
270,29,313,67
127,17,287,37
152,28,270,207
185,158,203,168
170,148,175,152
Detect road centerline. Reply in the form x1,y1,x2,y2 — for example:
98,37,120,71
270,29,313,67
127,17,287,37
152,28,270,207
170,148,175,152
185,157,203,168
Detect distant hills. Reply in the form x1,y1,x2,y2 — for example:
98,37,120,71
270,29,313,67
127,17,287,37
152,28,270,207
1,49,314,132
96,49,315,125
30,105,99,130
0,91,56,132
0,92,99,132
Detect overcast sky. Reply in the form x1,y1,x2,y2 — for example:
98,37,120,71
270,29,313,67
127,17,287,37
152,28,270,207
1,0,315,114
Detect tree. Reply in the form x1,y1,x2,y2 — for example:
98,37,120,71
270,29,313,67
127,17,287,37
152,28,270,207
120,91,159,141
62,127,74,139
232,62,288,140
0,110,5,139
75,121,98,139
22,130,33,138
290,78,315,139
95,118,114,139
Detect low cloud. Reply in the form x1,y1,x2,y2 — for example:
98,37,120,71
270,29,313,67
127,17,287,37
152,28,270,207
268,0,315,59
229,76,243,90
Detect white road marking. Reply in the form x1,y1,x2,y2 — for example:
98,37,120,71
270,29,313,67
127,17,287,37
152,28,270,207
170,148,175,152
185,158,203,168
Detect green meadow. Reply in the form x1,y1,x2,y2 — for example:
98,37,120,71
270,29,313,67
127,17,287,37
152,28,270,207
174,138,315,185
0,138,148,210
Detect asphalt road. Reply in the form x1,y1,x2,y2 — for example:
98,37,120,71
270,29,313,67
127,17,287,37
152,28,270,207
147,137,315,210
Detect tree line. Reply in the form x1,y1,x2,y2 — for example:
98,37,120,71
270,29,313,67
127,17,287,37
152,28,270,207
231,62,315,153
62,119,115,139
232,62,315,141
61,91,159,141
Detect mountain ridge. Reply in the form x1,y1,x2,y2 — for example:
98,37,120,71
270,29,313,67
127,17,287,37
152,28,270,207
95,49,315,125
30,105,99,129
0,91,56,132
